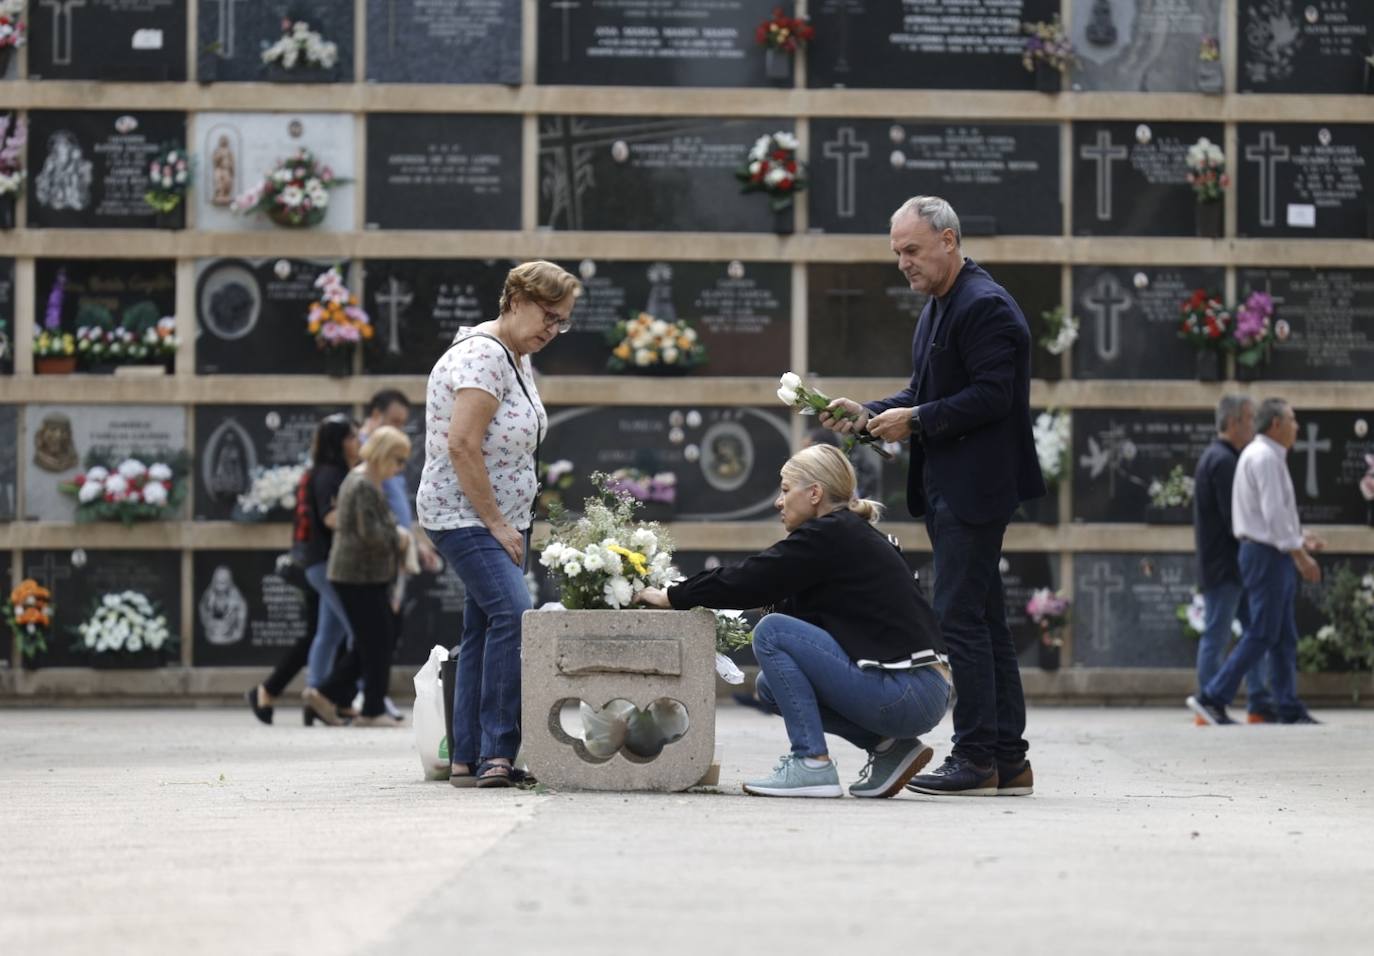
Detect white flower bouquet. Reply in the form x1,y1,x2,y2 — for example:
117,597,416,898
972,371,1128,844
736,131,807,212
538,475,680,610
231,147,341,228
1032,410,1070,486
261,19,338,73
233,462,306,521
75,591,176,658
58,451,187,525
776,371,894,460
1148,465,1195,509
1038,307,1079,356
144,145,190,215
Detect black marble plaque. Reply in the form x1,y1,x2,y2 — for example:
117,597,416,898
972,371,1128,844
198,0,355,82
1071,266,1224,380
808,0,1058,90
366,0,520,84
195,258,355,375
34,258,177,344
0,258,13,376
193,404,347,520
1240,1,1374,94
807,262,1061,379
395,566,467,665
808,120,1062,236
22,549,181,669
1070,0,1225,93
26,111,187,229
541,406,793,521
537,0,779,87
365,114,522,231
1072,552,1198,667
537,115,790,232
193,551,312,666
1238,269,1374,381
1072,409,1214,523
1282,409,1374,526
1236,123,1374,239
1072,122,1224,236
361,259,515,376
28,0,187,81
0,404,16,521
532,260,791,377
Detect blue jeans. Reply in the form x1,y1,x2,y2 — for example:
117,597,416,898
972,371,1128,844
1197,581,1272,716
923,480,1027,767
305,561,354,690
1203,542,1304,719
429,525,531,763
751,613,952,757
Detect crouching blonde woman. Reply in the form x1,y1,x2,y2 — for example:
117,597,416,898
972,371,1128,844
636,445,951,798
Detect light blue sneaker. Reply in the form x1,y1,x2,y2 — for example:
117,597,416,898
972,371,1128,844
743,754,843,798
849,738,934,798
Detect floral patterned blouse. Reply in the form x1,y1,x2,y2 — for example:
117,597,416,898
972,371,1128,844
417,328,546,532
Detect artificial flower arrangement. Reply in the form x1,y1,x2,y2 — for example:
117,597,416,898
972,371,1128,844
1039,306,1079,356
73,300,178,368
1177,288,1233,352
1185,137,1229,204
307,266,373,349
736,131,807,212
1148,464,1195,509
233,462,307,521
776,372,894,460
1176,591,1242,640
261,19,338,72
1032,410,1070,487
231,147,341,228
755,7,814,53
73,591,177,659
59,451,189,525
1232,289,1275,370
143,145,191,215
538,473,680,610
5,579,52,661
1025,588,1070,649
33,329,75,360
0,112,25,203
1021,16,1078,74
606,312,706,372
606,468,677,506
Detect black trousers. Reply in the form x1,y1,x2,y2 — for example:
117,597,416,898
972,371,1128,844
321,582,394,717
262,587,320,698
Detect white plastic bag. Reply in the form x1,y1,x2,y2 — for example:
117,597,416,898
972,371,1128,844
413,645,450,780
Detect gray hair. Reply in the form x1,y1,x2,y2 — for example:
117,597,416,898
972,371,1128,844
1254,397,1290,435
890,195,962,246
1215,394,1252,433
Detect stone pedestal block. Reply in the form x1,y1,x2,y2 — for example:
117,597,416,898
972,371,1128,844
521,609,716,792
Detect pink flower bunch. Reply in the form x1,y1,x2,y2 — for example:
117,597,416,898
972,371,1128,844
306,266,372,349
1026,588,1071,632
1360,454,1374,502
1233,290,1274,349
606,468,676,504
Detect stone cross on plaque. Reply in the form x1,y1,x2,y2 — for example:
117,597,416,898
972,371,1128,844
211,0,251,58
1080,130,1129,222
1245,131,1291,229
39,0,88,67
26,552,75,603
550,0,579,63
826,0,863,74
1079,561,1124,651
374,277,413,356
822,127,870,219
1084,274,1131,361
1292,422,1331,499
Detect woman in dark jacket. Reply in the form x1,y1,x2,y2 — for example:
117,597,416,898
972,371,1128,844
637,445,950,799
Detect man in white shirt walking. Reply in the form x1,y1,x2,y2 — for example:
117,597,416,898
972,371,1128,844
1187,398,1325,726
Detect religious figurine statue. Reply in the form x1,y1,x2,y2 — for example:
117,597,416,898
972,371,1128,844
33,413,80,473
644,262,677,323
1085,0,1118,47
210,135,236,207
34,132,93,212
199,565,249,646
207,437,247,498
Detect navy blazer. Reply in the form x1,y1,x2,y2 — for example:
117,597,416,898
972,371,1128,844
865,259,1046,525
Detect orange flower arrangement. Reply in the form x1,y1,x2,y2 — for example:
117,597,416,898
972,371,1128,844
6,578,53,659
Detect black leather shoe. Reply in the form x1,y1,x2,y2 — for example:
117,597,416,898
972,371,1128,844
906,755,999,796
245,686,273,726
1280,711,1322,725
996,759,1033,796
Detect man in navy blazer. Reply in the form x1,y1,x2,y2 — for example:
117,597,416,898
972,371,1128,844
823,196,1045,797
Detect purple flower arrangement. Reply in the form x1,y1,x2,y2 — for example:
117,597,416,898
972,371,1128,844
606,468,676,505
44,268,67,331
1233,290,1275,368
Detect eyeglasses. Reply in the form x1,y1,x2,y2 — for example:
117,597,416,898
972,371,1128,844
538,306,573,334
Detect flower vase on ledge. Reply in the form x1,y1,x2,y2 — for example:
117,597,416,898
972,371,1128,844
764,48,792,85
771,205,794,236
35,355,77,375
1195,350,1222,382
323,347,353,378
1195,201,1222,238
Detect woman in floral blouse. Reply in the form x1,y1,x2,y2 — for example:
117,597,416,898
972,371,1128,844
418,260,582,788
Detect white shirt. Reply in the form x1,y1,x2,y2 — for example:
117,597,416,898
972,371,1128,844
1231,434,1303,553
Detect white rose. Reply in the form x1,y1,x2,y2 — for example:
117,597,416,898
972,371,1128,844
777,386,799,406
634,349,653,367
117,459,148,480
86,466,110,482
141,482,169,506
779,372,802,390
104,474,129,496
78,480,104,503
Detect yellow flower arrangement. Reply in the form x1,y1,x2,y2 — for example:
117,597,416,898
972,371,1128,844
34,330,76,357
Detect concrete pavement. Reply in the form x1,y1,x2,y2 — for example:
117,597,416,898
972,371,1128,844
1,705,1371,956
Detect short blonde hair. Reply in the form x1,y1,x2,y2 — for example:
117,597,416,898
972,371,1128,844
362,425,411,468
779,444,885,524
499,260,583,314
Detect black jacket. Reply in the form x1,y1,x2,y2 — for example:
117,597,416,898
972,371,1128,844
865,259,1045,525
1193,437,1242,590
667,509,944,664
